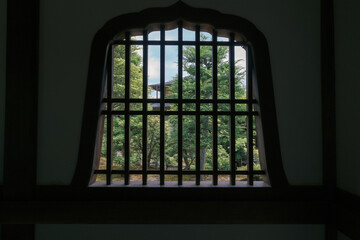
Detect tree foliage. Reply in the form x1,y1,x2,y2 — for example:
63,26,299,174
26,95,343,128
167,36,247,171
100,34,255,177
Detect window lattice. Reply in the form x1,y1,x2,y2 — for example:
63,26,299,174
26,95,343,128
93,22,265,186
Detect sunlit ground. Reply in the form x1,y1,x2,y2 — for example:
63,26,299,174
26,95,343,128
96,157,263,182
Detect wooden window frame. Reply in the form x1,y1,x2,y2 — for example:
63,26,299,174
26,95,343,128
72,2,288,189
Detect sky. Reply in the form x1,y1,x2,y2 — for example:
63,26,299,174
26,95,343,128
133,28,246,92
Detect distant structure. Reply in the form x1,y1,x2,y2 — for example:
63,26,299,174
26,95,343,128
148,80,174,110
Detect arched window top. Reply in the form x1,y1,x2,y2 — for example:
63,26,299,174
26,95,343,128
72,1,288,188
100,1,256,43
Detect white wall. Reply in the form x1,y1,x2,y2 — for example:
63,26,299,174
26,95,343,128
37,0,322,185
335,0,360,197
0,0,7,184
36,224,324,240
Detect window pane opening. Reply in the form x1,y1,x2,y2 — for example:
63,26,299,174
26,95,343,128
235,46,246,99
166,115,178,171
165,46,178,99
182,45,196,99
183,115,196,172
130,45,143,99
148,45,161,99
200,45,213,99
113,45,125,98
200,31,212,42
165,28,178,41
113,115,125,170
149,30,160,40
217,46,230,99
217,36,229,42
183,28,195,41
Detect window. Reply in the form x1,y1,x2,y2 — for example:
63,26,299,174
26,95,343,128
72,2,288,188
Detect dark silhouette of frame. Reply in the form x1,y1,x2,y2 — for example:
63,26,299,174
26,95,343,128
3,1,359,239
72,1,288,188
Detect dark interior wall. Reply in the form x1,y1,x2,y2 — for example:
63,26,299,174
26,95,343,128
338,231,352,240
36,0,322,185
335,0,360,197
0,0,6,184
0,0,339,239
35,224,325,240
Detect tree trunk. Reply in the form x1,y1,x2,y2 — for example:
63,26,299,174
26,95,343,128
199,115,209,181
147,148,153,168
200,147,207,180
184,155,190,170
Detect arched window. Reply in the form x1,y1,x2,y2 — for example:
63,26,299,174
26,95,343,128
72,2,288,187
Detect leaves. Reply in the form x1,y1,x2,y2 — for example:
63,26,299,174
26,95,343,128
102,34,250,173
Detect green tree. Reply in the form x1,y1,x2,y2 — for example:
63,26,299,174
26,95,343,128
167,35,246,174
101,34,250,179
102,44,161,170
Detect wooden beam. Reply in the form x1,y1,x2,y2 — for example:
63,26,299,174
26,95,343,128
3,0,38,238
4,0,39,199
321,0,336,190
335,189,360,240
321,0,337,239
1,225,34,240
0,185,329,224
0,199,328,224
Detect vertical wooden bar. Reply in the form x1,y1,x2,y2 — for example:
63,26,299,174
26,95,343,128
247,47,254,186
124,32,131,185
4,0,39,236
195,25,201,185
4,0,39,199
160,25,165,185
321,0,336,238
178,21,183,185
106,46,113,185
321,0,336,191
229,33,236,185
142,30,148,185
212,30,218,185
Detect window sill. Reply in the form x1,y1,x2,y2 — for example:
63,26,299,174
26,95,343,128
90,181,270,188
